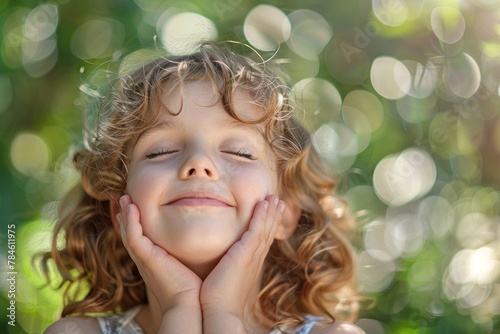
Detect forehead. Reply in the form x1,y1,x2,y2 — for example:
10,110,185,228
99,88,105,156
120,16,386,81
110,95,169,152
156,79,265,122
136,79,269,143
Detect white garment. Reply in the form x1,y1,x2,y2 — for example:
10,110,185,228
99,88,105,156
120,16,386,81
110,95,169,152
96,305,324,334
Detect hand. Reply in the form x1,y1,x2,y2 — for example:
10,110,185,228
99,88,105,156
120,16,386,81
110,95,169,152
117,195,202,314
200,194,285,320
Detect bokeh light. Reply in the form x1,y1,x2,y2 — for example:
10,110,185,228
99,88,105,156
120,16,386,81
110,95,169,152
443,52,481,98
342,90,384,141
312,123,358,172
3,0,500,332
293,78,342,132
371,56,412,100
287,9,332,60
71,19,125,59
158,11,217,55
244,5,291,51
10,133,50,176
373,148,437,206
431,6,466,45
372,0,410,27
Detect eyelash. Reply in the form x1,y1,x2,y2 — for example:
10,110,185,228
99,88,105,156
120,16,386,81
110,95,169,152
144,149,256,160
222,149,257,160
145,150,178,159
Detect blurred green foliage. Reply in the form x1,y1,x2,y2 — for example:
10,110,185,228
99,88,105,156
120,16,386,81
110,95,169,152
1,0,500,333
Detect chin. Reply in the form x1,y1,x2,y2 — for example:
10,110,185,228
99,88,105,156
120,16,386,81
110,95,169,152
162,235,237,276
173,247,227,279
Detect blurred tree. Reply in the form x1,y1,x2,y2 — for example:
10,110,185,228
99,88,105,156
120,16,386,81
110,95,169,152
1,0,499,333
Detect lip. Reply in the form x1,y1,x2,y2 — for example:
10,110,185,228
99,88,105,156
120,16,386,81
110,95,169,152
165,191,234,207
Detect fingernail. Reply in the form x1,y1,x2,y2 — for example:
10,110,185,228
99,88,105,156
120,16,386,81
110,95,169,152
119,196,125,209
264,201,270,210
279,202,286,214
274,197,279,207
126,204,130,213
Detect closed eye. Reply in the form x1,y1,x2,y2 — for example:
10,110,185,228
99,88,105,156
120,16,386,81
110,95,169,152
221,149,257,160
145,149,178,159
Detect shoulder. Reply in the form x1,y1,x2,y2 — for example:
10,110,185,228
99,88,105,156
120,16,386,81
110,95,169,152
311,320,366,334
44,316,101,334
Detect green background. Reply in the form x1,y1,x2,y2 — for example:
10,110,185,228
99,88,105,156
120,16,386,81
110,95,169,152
1,0,500,333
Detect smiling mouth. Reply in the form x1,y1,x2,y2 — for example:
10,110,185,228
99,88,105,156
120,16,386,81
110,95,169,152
166,191,234,207
168,197,231,207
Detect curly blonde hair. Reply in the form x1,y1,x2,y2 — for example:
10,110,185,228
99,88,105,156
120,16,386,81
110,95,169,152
40,42,358,329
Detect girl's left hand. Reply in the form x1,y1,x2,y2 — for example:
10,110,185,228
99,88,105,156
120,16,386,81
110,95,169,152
200,194,285,322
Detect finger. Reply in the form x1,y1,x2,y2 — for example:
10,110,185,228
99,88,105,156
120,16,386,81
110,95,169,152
247,198,270,233
117,195,150,260
270,200,285,243
256,195,283,245
244,195,283,260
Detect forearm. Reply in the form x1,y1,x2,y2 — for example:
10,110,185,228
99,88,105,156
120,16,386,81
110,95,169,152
158,305,202,334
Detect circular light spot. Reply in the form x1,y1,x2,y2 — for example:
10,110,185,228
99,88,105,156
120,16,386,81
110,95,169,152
24,4,59,42
293,78,342,132
455,213,493,249
343,90,384,132
357,250,396,292
443,52,481,98
431,7,466,45
404,60,437,98
71,19,125,59
312,123,358,172
342,106,371,153
23,47,58,78
449,248,500,286
22,35,57,64
373,148,436,206
364,219,402,261
457,282,492,309
244,5,291,51
371,56,411,100
396,94,437,124
387,213,427,258
287,9,332,60
417,196,453,240
10,133,50,176
372,0,409,27
158,11,217,55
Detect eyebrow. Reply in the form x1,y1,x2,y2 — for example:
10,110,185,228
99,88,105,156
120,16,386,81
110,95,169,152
136,115,267,146
137,120,175,142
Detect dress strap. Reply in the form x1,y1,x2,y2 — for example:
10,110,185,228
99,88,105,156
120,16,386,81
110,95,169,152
294,315,325,334
269,315,325,334
96,305,144,334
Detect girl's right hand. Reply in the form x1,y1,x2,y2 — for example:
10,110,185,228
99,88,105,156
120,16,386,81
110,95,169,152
117,195,202,314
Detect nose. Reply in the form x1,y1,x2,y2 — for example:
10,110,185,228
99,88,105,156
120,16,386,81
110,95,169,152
179,146,219,180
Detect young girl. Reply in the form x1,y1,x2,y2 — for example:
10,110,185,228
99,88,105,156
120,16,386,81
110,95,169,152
42,42,364,334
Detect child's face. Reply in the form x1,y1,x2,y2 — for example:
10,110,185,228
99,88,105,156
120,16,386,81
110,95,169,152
125,80,278,272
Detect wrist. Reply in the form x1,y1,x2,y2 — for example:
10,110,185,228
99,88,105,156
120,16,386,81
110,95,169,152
203,309,247,334
160,291,201,315
159,305,202,334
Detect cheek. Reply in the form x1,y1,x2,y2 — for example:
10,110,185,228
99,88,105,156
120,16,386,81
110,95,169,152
230,164,278,216
125,166,169,215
